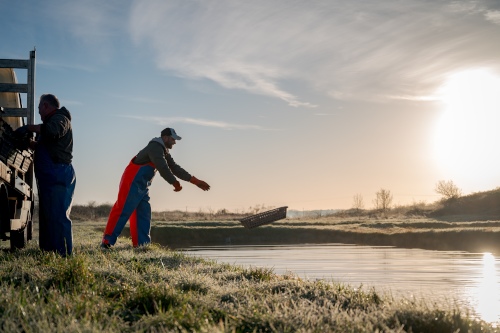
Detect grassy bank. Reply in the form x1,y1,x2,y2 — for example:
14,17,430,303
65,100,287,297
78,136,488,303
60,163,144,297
0,221,497,332
117,218,500,254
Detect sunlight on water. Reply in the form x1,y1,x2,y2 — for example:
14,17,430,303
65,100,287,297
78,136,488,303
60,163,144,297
185,244,500,324
468,253,500,323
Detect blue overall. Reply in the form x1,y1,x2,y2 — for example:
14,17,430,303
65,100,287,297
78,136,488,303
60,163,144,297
34,144,76,256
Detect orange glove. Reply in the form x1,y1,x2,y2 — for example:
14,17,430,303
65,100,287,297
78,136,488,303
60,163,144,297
173,181,182,192
190,176,210,191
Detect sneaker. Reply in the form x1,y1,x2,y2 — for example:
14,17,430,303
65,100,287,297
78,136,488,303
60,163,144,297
100,242,111,249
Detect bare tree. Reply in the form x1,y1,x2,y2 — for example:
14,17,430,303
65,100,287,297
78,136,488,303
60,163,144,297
435,180,462,200
352,194,364,210
373,188,393,212
87,200,96,220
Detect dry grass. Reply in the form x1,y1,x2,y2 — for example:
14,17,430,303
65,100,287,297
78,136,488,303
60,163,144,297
0,221,496,332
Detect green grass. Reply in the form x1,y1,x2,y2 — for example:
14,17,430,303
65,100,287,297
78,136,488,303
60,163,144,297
0,221,497,332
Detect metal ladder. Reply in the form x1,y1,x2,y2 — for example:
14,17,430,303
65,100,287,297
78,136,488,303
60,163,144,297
0,49,36,125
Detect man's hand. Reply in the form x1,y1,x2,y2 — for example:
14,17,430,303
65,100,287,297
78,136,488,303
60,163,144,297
13,125,29,138
190,176,210,191
13,125,34,150
173,181,182,192
27,124,41,134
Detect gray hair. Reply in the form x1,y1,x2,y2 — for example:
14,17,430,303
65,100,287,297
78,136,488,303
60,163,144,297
40,94,60,108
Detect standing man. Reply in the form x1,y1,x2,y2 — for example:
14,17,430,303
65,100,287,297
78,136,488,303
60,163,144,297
101,127,210,248
16,94,76,256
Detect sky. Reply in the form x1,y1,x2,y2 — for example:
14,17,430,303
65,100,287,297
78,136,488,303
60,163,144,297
1,0,500,213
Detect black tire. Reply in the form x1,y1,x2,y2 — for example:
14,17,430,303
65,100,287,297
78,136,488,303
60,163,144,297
10,225,27,250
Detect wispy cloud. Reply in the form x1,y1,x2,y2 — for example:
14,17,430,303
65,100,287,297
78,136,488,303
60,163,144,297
39,0,496,108
40,0,500,106
485,10,500,25
128,0,500,107
129,0,329,107
60,99,83,107
107,93,167,105
121,115,278,131
56,0,128,42
48,0,130,61
38,59,97,73
314,113,336,116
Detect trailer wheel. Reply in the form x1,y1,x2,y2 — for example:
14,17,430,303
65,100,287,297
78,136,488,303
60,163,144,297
10,225,27,250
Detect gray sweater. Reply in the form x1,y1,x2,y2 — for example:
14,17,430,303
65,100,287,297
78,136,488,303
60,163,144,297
133,137,191,185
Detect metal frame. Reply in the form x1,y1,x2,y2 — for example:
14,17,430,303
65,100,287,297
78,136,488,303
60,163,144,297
0,49,36,124
0,50,36,242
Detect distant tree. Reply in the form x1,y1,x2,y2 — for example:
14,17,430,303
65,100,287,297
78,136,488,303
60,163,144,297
373,188,393,212
352,194,364,210
87,200,96,220
216,208,228,215
435,180,462,200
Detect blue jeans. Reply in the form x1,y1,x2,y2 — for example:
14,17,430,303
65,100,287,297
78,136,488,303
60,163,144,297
35,145,76,256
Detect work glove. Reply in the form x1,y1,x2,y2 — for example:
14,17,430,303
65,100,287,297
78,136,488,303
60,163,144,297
190,176,210,191
13,125,29,138
173,180,182,192
12,125,32,150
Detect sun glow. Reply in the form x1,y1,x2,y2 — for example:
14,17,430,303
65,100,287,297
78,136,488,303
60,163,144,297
433,68,500,187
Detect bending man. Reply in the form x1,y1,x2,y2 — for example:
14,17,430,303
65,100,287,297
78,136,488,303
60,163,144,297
101,127,210,248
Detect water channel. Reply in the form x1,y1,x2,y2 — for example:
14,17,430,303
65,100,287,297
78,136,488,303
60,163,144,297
184,243,500,324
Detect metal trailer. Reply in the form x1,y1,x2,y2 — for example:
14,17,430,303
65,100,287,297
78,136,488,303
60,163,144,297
0,50,36,250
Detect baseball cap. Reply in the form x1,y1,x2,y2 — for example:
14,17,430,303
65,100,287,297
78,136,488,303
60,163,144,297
161,127,182,140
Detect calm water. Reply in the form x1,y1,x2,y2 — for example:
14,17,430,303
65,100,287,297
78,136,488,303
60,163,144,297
184,243,500,324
